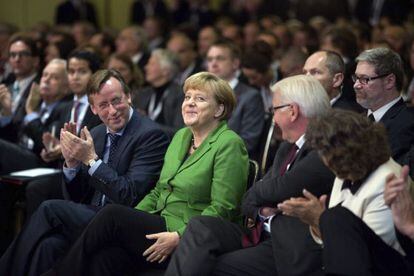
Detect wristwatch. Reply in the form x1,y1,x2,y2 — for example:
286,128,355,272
87,158,98,168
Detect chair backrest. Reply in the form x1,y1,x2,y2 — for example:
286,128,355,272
247,159,259,189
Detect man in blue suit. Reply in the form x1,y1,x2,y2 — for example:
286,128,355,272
0,69,170,276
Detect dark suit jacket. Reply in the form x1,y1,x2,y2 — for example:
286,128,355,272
380,99,414,164
63,111,170,207
242,141,335,275
0,74,40,142
228,82,264,159
60,98,101,133
134,82,184,138
332,93,365,113
23,98,69,156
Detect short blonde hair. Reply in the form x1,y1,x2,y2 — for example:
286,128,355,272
183,72,236,120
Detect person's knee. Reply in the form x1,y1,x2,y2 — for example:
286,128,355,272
320,206,359,230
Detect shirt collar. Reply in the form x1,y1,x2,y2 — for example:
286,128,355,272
132,52,143,64
15,73,37,92
330,92,342,106
368,96,401,122
228,77,239,90
295,134,306,150
74,94,89,105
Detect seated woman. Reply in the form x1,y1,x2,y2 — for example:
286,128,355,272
278,109,407,275
44,72,249,275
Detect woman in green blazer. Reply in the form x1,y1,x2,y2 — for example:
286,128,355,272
45,72,249,276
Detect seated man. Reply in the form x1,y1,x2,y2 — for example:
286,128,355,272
165,75,335,276
0,69,170,276
0,58,69,254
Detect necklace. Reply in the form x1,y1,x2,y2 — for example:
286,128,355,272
191,138,198,150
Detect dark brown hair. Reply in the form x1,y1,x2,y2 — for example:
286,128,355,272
87,69,130,103
306,109,390,181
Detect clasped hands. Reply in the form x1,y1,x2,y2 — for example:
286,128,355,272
60,122,97,168
143,231,180,263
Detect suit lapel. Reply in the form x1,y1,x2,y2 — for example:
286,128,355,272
379,98,404,124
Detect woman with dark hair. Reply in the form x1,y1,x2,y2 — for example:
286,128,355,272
106,53,144,104
278,109,407,275
44,34,77,64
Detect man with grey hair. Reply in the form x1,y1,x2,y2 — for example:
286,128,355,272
134,49,184,137
353,47,414,163
0,58,69,254
116,25,150,73
165,75,335,276
303,50,363,112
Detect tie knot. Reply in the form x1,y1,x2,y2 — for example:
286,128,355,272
107,133,119,145
368,113,375,122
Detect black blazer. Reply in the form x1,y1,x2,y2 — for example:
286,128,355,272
242,141,335,275
380,98,414,164
134,82,184,138
228,82,265,159
60,98,102,133
332,93,365,113
0,74,40,142
63,111,170,207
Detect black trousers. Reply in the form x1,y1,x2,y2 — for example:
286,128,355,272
320,206,411,276
0,199,97,276
45,204,167,276
165,215,277,276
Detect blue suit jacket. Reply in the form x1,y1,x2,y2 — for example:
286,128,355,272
63,110,170,207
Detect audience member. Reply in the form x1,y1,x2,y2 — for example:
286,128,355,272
279,109,407,275
71,21,96,47
197,26,220,65
42,72,249,275
353,47,414,163
134,49,184,137
165,75,335,275
0,58,69,254
55,0,98,27
303,50,363,112
279,47,308,79
0,69,170,276
44,33,76,64
89,31,116,62
0,34,40,142
116,26,150,73
106,53,144,105
166,33,203,85
206,39,264,159
143,16,168,51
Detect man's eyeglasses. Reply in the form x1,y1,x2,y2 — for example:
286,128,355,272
9,51,32,59
351,73,390,85
271,104,291,113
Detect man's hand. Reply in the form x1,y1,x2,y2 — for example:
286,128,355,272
0,84,12,115
60,125,96,167
25,83,41,114
143,232,180,263
278,189,327,228
385,165,414,239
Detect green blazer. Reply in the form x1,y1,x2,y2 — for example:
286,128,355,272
136,121,248,235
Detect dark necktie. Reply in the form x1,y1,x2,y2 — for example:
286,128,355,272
368,113,375,122
242,144,299,248
73,100,81,123
92,133,120,207
279,144,299,176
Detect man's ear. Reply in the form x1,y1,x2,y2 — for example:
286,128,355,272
384,73,396,90
289,103,300,122
332,72,344,89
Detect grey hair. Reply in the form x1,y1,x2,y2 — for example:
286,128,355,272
47,58,68,75
151,49,180,80
355,47,404,91
272,75,330,118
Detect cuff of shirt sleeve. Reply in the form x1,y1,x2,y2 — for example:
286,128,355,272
88,159,102,175
63,164,81,182
310,226,323,246
23,111,39,124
